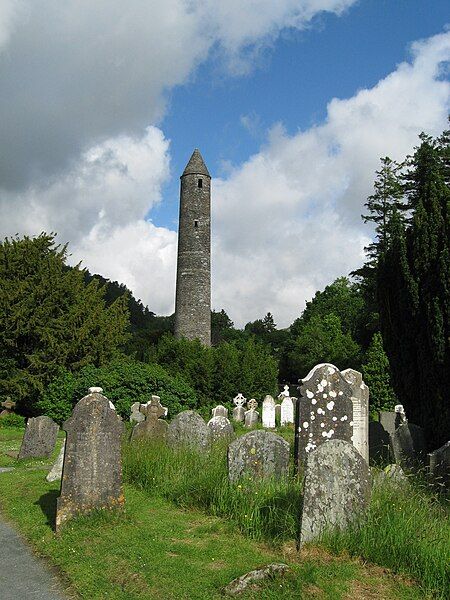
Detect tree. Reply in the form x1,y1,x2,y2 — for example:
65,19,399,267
0,233,129,414
211,309,234,345
362,332,397,417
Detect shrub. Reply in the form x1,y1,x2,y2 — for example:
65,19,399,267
36,358,198,423
0,413,26,428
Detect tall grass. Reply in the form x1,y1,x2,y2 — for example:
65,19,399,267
122,438,302,543
321,481,450,599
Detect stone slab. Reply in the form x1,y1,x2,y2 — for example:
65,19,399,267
228,430,289,482
167,410,211,451
18,416,59,459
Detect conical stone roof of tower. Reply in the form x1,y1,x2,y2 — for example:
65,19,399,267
182,149,210,177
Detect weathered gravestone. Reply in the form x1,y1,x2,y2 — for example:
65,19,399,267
244,399,259,428
300,439,371,545
342,368,369,463
262,395,276,428
0,398,16,416
296,364,353,468
275,404,281,424
46,440,65,482
390,422,426,467
228,430,289,482
207,416,234,442
56,388,124,531
131,395,168,442
428,441,450,490
233,393,246,422
167,410,211,451
130,402,145,424
212,405,228,418
280,396,294,426
18,415,59,459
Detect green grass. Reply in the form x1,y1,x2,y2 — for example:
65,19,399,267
123,438,302,543
321,481,450,599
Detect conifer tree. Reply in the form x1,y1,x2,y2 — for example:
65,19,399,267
361,332,397,416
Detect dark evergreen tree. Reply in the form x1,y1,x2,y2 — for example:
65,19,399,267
361,332,397,417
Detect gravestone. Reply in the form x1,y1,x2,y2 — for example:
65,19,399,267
228,430,289,482
131,395,168,442
233,393,246,422
262,395,276,428
56,388,124,530
130,402,145,424
167,410,211,451
428,441,450,490
369,421,391,464
300,439,371,545
207,416,234,442
280,396,294,426
342,368,369,463
296,363,353,467
390,422,426,467
212,405,228,418
18,416,59,459
46,440,65,482
0,398,16,416
244,399,259,428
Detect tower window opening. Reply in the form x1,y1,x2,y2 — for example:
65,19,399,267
194,220,199,228
198,178,203,188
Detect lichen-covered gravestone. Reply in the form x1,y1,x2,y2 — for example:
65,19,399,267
130,402,145,424
232,393,246,422
207,416,234,442
262,395,276,429
228,430,289,482
131,395,168,442
342,368,369,463
167,410,211,451
390,422,426,467
300,439,371,545
18,415,59,459
56,388,124,531
296,363,353,467
46,440,65,482
244,399,259,428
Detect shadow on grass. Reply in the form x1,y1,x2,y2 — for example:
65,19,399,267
35,489,59,530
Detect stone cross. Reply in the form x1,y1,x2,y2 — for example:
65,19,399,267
395,404,407,424
342,368,369,463
232,393,246,422
278,385,290,399
131,395,168,442
262,395,276,428
299,439,371,545
18,415,59,459
56,388,124,531
244,399,259,428
295,363,353,468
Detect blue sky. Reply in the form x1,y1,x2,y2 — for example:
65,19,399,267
157,0,450,229
0,1,449,325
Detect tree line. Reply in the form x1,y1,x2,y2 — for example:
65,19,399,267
1,127,448,445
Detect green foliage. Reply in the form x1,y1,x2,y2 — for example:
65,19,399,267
155,334,278,406
0,413,26,428
0,233,130,415
322,480,450,599
287,314,361,381
36,358,198,423
123,439,301,543
362,332,397,416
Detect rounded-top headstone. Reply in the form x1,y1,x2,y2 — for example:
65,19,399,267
228,430,289,482
167,410,211,451
18,415,59,459
207,415,234,442
300,439,371,545
212,405,229,418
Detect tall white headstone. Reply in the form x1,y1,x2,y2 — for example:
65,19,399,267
280,396,294,426
262,395,276,429
342,368,369,463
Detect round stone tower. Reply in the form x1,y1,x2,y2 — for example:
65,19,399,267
174,149,211,346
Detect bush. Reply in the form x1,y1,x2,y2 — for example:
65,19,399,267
123,438,301,543
36,358,198,423
0,413,25,428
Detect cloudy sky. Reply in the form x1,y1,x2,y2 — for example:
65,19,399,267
0,1,449,327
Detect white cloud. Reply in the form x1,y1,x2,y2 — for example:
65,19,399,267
0,0,22,51
212,31,450,327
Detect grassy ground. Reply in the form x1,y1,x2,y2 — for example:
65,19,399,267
0,427,440,599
